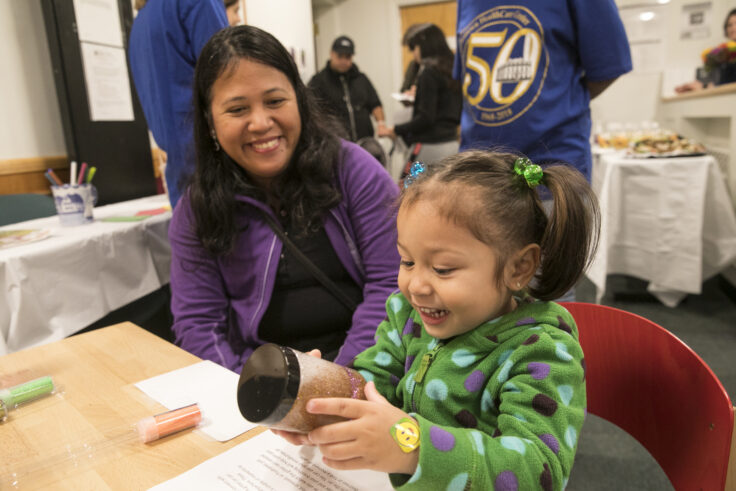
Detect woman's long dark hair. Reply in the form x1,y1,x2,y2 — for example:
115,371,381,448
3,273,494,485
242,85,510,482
406,24,456,86
190,25,343,255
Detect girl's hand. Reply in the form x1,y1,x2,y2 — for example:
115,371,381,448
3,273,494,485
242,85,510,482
305,381,419,475
270,428,314,446
270,348,322,446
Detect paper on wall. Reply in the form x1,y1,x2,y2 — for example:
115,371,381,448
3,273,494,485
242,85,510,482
80,43,135,122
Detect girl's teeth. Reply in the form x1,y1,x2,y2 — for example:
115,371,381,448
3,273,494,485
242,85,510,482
419,307,447,318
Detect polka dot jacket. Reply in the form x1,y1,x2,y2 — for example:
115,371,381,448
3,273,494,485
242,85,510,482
352,292,586,491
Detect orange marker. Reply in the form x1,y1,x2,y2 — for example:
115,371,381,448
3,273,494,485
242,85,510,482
136,403,202,443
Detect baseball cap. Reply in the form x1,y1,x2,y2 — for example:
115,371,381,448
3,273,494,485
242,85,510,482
331,36,355,55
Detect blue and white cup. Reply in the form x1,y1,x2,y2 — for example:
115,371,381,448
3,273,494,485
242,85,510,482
51,184,98,226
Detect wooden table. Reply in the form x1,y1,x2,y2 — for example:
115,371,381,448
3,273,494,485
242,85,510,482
0,323,264,489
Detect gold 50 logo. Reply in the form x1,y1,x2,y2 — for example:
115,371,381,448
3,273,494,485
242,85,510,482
459,6,548,127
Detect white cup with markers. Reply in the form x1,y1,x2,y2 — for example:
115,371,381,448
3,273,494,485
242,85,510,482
50,183,98,226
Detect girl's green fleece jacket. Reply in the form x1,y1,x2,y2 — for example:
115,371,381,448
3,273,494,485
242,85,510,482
352,292,585,490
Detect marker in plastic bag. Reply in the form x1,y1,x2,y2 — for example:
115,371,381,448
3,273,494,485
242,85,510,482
0,376,55,421
136,403,202,443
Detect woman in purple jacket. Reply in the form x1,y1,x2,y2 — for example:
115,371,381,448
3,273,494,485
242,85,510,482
169,25,400,372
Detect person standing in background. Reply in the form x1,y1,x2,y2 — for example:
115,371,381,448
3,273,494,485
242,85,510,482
308,36,386,142
379,24,462,168
224,0,242,26
454,0,632,183
128,0,228,208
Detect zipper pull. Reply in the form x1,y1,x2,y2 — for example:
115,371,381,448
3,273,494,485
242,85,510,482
414,345,441,383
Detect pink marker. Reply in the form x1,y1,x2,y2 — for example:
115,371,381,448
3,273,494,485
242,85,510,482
77,162,88,185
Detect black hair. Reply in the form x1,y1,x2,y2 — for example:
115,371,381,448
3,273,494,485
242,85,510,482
190,25,343,255
224,0,238,7
402,23,432,46
400,150,600,301
406,24,455,83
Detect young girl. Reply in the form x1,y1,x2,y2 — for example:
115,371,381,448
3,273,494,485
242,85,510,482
277,150,600,490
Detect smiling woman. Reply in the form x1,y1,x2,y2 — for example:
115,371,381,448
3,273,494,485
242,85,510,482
167,25,400,373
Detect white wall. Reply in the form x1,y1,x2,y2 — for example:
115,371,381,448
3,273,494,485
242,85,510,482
592,0,733,128
0,1,66,160
246,0,317,82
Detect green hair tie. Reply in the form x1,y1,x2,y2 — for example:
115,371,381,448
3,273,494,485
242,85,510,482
513,157,543,188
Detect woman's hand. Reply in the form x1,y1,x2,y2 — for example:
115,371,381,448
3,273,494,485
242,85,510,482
377,125,396,140
304,381,419,475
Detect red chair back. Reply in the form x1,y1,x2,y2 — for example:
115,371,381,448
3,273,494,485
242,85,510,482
562,302,734,490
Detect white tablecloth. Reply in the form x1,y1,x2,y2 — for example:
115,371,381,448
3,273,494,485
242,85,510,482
587,152,736,307
0,194,172,355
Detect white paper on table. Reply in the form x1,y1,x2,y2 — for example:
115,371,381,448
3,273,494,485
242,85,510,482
135,360,256,442
149,430,393,491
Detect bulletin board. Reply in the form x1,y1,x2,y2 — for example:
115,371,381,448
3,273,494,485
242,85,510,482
41,0,156,205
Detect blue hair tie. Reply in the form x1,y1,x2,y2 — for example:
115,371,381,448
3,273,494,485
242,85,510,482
403,161,426,189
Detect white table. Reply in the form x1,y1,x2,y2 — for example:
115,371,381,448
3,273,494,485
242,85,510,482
587,152,736,307
0,194,172,355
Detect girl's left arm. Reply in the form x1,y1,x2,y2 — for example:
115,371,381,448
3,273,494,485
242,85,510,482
389,328,586,490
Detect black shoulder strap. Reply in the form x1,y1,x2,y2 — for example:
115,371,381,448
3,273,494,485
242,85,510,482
258,209,359,312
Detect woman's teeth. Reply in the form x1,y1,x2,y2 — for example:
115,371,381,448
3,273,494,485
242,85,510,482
252,139,279,151
419,307,448,318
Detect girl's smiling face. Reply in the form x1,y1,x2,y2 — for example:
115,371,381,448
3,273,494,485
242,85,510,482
209,58,301,190
396,199,516,339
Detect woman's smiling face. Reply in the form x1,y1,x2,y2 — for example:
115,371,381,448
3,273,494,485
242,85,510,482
209,58,301,190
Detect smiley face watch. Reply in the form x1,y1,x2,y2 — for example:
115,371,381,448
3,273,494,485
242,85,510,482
390,417,420,453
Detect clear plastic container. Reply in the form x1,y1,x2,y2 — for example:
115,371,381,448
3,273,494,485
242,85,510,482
237,344,366,433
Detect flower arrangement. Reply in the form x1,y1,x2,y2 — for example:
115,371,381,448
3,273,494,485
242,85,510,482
701,41,736,71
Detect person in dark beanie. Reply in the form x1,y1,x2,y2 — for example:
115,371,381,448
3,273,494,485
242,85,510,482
308,36,385,142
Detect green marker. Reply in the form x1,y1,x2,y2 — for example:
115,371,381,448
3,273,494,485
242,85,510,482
0,376,55,421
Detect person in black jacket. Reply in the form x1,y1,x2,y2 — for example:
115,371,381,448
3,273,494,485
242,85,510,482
378,24,461,168
308,36,385,142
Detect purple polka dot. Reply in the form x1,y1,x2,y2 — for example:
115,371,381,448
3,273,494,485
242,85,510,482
557,316,572,334
464,370,485,392
486,335,498,343
495,470,518,491
390,374,400,386
515,317,536,327
404,355,416,373
527,362,550,380
455,409,478,428
581,358,586,381
411,320,423,338
539,434,559,454
402,318,413,336
532,394,558,416
429,426,455,451
492,428,502,437
540,463,552,491
522,334,539,345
